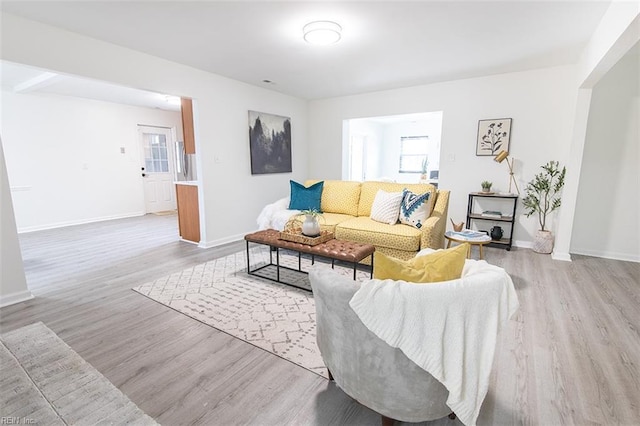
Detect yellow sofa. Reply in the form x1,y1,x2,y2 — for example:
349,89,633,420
301,180,450,261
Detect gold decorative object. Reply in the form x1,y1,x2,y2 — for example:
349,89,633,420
450,219,464,232
494,150,520,194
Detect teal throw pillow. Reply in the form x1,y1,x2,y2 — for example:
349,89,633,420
289,180,324,211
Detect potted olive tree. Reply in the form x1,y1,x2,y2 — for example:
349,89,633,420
522,161,566,253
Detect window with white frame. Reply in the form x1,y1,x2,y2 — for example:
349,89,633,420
398,136,428,173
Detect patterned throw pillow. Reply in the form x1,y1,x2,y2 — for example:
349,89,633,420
289,180,324,211
399,189,431,229
369,189,404,225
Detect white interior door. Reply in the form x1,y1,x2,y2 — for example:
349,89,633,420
138,126,177,213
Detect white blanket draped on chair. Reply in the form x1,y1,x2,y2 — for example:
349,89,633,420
349,259,519,426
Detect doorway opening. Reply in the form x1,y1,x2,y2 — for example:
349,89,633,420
343,111,443,186
1,60,186,232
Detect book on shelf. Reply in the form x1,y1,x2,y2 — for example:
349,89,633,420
481,210,502,218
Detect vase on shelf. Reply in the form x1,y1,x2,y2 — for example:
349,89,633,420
490,226,503,240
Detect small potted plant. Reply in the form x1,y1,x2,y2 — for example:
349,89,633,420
420,158,428,181
522,161,566,254
481,181,493,193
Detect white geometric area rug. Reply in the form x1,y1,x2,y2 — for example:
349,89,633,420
132,246,370,379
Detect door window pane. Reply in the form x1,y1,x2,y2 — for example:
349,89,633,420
144,133,169,173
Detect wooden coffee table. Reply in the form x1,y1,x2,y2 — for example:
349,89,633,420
244,229,375,291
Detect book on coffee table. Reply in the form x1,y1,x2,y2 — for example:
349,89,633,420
447,230,491,242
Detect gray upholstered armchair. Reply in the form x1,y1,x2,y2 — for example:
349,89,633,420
309,267,452,425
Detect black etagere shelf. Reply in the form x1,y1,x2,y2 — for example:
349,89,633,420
466,192,518,250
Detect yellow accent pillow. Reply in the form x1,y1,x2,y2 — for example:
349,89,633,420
373,243,469,283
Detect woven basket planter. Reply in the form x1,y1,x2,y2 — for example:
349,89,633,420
532,230,554,254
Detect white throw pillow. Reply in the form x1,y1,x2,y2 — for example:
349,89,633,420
370,189,404,225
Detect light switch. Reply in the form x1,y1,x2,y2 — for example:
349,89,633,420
448,154,455,162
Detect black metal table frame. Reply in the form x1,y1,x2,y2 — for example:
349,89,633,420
246,240,374,291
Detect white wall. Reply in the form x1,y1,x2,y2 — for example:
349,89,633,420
0,139,32,307
1,90,182,232
571,48,639,262
309,66,578,246
554,2,639,261
1,13,309,247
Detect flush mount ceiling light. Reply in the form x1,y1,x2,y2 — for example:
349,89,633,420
303,21,342,45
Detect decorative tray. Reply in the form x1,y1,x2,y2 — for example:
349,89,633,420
279,230,334,246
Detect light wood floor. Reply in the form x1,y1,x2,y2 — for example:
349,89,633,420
1,214,638,425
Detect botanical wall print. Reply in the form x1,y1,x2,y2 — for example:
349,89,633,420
249,111,292,174
476,118,512,156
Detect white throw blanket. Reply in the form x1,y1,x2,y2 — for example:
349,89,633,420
256,197,299,231
349,260,519,426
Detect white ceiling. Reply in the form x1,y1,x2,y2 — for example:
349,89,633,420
1,1,611,102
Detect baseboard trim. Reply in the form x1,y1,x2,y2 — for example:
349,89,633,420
180,238,199,245
199,232,246,249
511,240,572,261
570,248,639,263
552,252,572,262
18,212,145,233
0,290,34,308
513,240,533,249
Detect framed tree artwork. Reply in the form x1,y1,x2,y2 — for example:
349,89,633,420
248,111,292,174
476,118,512,156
